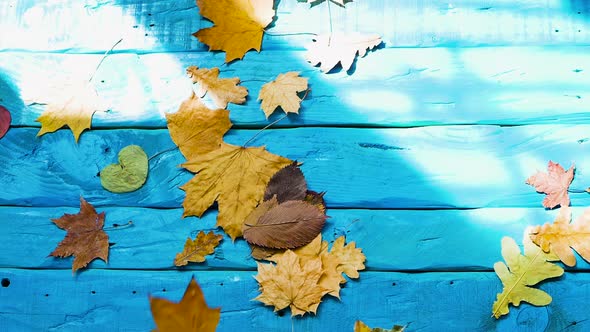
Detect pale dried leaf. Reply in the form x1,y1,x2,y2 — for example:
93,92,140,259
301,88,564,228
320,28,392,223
306,33,382,72
526,161,574,209
331,236,366,278
187,66,248,109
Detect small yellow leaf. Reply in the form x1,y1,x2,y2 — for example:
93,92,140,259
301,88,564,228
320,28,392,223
492,236,564,319
319,250,345,298
187,66,248,109
258,72,308,118
150,277,220,332
354,320,405,332
194,0,275,62
254,250,326,316
36,81,106,142
174,231,223,267
331,236,366,278
181,143,292,240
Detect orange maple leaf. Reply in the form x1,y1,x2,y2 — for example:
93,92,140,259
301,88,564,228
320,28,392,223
49,197,109,273
150,277,220,332
194,0,275,62
526,161,574,209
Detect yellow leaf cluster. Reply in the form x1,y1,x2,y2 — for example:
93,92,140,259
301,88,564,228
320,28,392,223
255,234,366,315
354,320,405,332
174,231,223,266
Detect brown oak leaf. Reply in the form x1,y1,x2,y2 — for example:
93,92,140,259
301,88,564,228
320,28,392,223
254,249,326,316
258,72,308,118
187,66,248,109
526,161,574,209
49,197,109,272
174,231,223,267
166,93,231,161
181,143,292,240
194,0,275,62
529,206,590,267
306,33,382,72
150,277,220,332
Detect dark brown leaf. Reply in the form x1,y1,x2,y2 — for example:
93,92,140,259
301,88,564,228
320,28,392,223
264,162,307,203
250,244,283,260
243,200,326,249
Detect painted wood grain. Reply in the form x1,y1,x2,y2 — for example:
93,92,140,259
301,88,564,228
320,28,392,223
1,268,588,332
2,126,590,209
1,0,589,53
1,206,589,271
2,47,590,128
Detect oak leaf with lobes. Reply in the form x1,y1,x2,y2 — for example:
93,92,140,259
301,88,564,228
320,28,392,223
530,206,590,267
150,277,220,332
526,161,574,209
174,231,223,266
258,72,308,118
181,143,292,240
187,66,248,109
306,33,382,72
49,197,109,273
194,0,274,62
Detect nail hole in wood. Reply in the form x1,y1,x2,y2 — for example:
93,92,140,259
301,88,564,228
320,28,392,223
1,278,10,287
449,281,454,285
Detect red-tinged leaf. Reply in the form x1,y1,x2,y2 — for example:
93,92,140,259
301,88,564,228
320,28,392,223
0,105,10,139
526,161,574,209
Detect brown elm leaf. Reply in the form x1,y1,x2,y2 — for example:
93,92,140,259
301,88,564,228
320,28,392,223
150,277,220,332
530,206,590,267
0,105,10,139
174,231,224,267
243,200,326,249
331,236,366,278
263,162,307,203
254,250,326,316
187,66,248,109
526,161,574,209
258,72,308,118
49,197,109,273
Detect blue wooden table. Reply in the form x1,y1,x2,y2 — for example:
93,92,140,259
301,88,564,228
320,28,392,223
1,0,590,331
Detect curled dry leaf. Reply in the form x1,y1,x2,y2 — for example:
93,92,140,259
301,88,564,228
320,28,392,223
331,236,366,278
182,143,292,240
258,72,308,118
194,0,275,62
36,80,106,142
243,200,326,249
49,197,109,273
530,206,590,267
166,93,231,161
254,250,326,316
187,66,248,109
264,162,307,203
354,320,405,332
526,161,574,209
492,236,564,319
0,105,10,139
150,277,220,332
100,145,148,193
306,33,382,72
174,231,223,267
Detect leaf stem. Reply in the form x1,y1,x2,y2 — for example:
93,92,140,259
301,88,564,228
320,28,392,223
148,146,179,161
265,32,318,37
327,0,333,45
89,38,123,82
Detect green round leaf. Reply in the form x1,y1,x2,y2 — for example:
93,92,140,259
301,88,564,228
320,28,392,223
100,145,148,193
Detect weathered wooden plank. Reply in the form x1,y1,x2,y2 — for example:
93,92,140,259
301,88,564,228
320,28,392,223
2,125,590,209
1,206,589,271
1,0,589,53
2,46,590,128
1,268,588,331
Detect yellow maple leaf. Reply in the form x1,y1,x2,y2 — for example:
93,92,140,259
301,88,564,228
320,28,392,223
174,231,223,267
354,320,405,332
254,250,326,316
306,33,382,72
258,72,308,118
492,236,564,319
150,277,220,332
187,66,248,109
36,81,106,142
331,236,366,278
166,93,231,160
194,0,275,62
530,206,590,267
181,143,292,240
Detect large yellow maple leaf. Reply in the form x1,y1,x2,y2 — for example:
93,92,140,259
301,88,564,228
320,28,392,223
181,143,292,240
254,250,326,316
36,81,106,142
492,236,563,318
530,206,590,267
150,277,220,332
194,0,275,62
